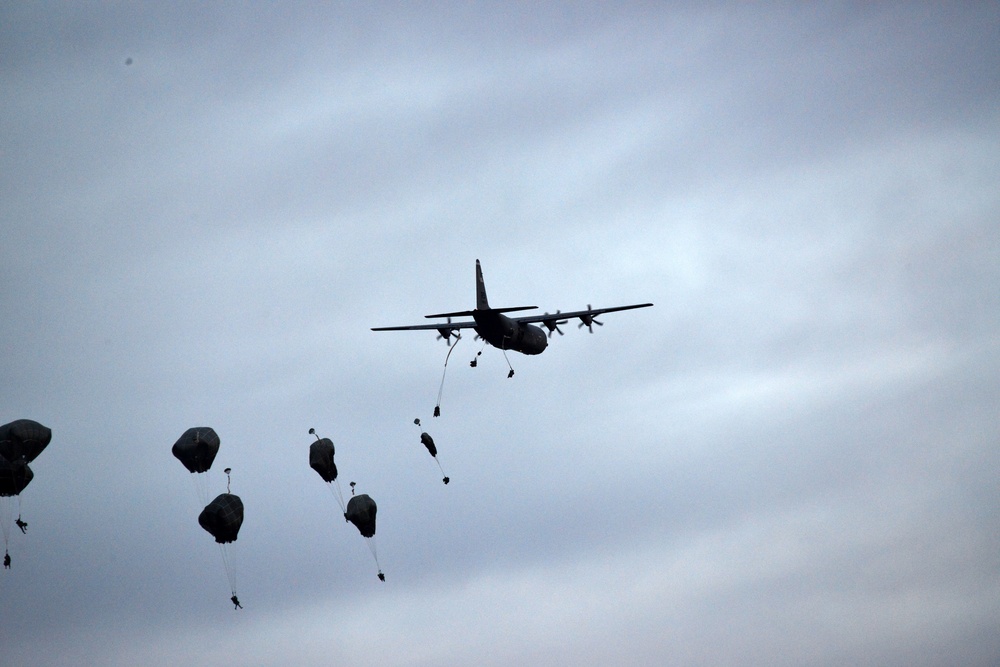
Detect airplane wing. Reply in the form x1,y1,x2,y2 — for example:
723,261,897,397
372,303,653,333
371,320,478,332
512,302,653,326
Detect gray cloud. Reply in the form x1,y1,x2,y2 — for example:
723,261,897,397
2,3,998,665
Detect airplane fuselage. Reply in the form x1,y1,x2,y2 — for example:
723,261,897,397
473,310,548,355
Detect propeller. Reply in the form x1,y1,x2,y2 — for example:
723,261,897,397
436,317,460,344
578,305,603,333
540,311,568,337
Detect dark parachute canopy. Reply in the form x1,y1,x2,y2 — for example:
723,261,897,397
345,493,377,538
0,419,51,463
198,493,244,544
419,432,437,457
308,428,346,513
309,437,337,483
172,427,220,473
0,458,32,497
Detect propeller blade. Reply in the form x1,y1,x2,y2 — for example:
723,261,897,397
541,310,568,337
436,317,458,344
578,305,601,333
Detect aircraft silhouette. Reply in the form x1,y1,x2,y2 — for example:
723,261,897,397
372,260,653,356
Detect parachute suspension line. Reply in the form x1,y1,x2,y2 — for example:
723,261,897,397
189,471,212,509
365,535,383,580
0,494,25,549
469,339,488,368
328,480,347,515
0,498,13,550
501,349,515,378
218,543,238,598
432,455,449,485
434,335,462,417
218,469,238,596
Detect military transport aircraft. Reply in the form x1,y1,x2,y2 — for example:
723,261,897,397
372,260,653,356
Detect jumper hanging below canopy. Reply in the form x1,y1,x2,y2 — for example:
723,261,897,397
345,491,383,581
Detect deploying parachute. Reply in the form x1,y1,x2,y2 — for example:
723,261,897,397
420,432,436,457
345,490,384,581
413,418,449,484
199,493,244,544
308,428,347,514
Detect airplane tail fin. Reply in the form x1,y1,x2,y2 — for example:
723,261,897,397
423,260,537,318
476,259,489,310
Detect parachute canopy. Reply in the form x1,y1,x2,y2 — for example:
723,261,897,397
0,458,32,497
198,493,244,543
0,419,51,463
172,427,220,473
419,432,437,457
309,438,337,483
345,494,377,538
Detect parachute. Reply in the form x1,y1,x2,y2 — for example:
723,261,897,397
308,430,337,483
0,459,33,497
0,419,50,564
420,432,437,457
308,428,346,513
345,493,377,538
199,493,244,544
172,427,220,474
0,419,51,463
172,427,220,507
345,491,384,581
413,418,450,484
196,468,244,608
309,439,337,482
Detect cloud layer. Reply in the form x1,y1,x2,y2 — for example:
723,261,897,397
2,4,998,665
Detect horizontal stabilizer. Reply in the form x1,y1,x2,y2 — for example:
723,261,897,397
488,306,538,314
425,305,537,318
425,310,477,319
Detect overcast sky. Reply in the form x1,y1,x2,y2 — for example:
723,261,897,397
2,3,999,666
